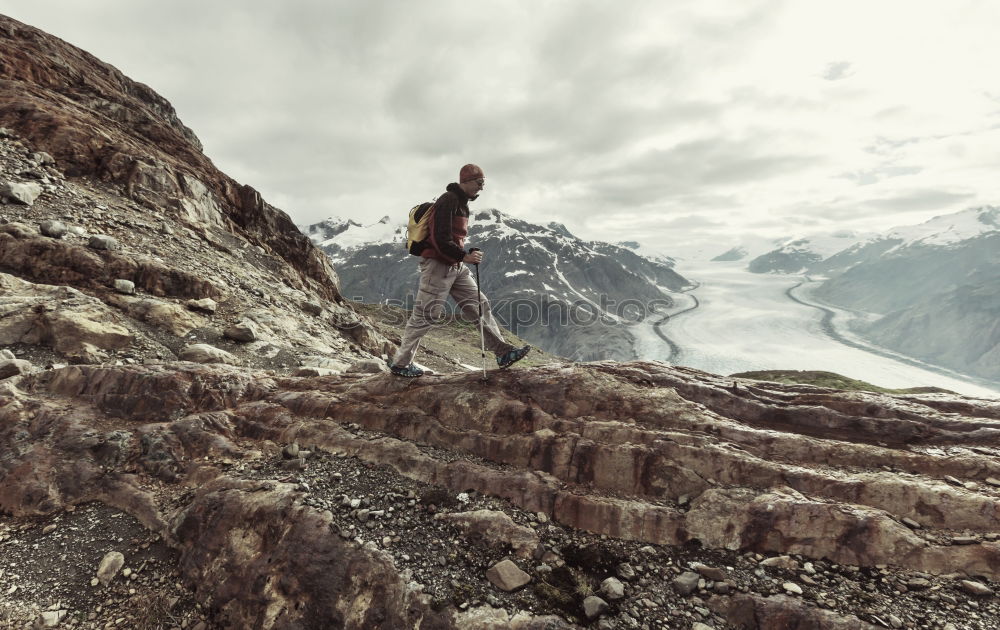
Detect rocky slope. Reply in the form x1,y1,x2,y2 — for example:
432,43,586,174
304,210,692,362
2,13,1000,630
746,231,870,274
811,207,1000,382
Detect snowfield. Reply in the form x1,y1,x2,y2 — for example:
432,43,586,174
638,261,999,398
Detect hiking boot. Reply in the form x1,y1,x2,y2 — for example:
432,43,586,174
497,345,531,369
390,363,425,377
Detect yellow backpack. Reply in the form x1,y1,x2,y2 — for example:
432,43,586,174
406,202,435,254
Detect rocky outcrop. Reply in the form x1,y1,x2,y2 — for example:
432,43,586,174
3,360,1000,627
0,14,339,301
0,271,132,361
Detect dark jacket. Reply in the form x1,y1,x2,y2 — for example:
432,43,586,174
419,183,474,264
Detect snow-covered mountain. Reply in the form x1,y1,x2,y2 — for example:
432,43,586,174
809,206,1000,382
747,230,871,274
302,209,692,361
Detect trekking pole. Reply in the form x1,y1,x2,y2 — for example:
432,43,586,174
469,248,488,381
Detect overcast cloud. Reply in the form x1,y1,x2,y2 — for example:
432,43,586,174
3,0,1000,259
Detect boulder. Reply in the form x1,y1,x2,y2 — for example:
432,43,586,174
186,298,218,314
113,279,135,295
582,595,608,619
179,343,239,365
961,580,994,596
39,220,68,238
437,510,540,558
600,577,625,601
293,366,340,377
110,296,204,336
88,234,119,251
485,559,531,592
301,300,324,316
30,151,55,166
224,321,259,343
0,273,132,361
96,551,125,586
0,359,32,379
673,571,700,596
2,181,43,205
346,359,390,374
691,562,727,581
300,355,351,371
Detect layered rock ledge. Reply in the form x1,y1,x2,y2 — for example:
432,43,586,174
3,360,998,628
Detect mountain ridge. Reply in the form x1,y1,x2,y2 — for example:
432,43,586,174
303,208,693,361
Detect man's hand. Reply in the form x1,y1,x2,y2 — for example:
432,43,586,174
463,250,484,264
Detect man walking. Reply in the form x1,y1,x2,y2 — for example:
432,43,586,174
389,164,530,377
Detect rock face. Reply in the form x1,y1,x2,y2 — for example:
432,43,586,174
0,14,339,301
3,360,1000,627
0,272,132,362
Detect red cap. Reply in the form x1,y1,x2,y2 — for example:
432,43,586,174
460,164,485,183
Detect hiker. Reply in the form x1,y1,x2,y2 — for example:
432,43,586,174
389,164,530,377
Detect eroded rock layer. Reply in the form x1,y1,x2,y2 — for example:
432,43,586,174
3,360,999,628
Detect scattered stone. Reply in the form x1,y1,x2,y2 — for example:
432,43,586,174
960,580,994,596
986,477,1000,487
0,359,32,379
40,609,67,627
88,234,119,251
888,614,903,628
178,343,239,365
346,358,390,374
672,571,700,596
31,151,55,165
485,559,531,592
902,517,921,529
282,443,300,459
907,577,930,590
437,510,540,559
300,355,352,370
783,582,803,595
301,300,324,316
0,349,14,360
713,581,732,594
2,181,43,205
583,595,609,619
944,475,963,486
964,481,979,490
799,574,817,586
186,298,218,314
42,524,57,535
952,536,978,545
600,577,625,601
224,320,259,343
39,219,68,238
293,366,340,377
616,562,636,580
692,624,714,630
96,551,125,586
759,555,799,570
113,279,135,295
691,562,727,581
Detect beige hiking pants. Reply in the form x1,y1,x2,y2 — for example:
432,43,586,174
392,258,514,367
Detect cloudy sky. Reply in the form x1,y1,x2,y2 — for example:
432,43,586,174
5,0,1000,258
